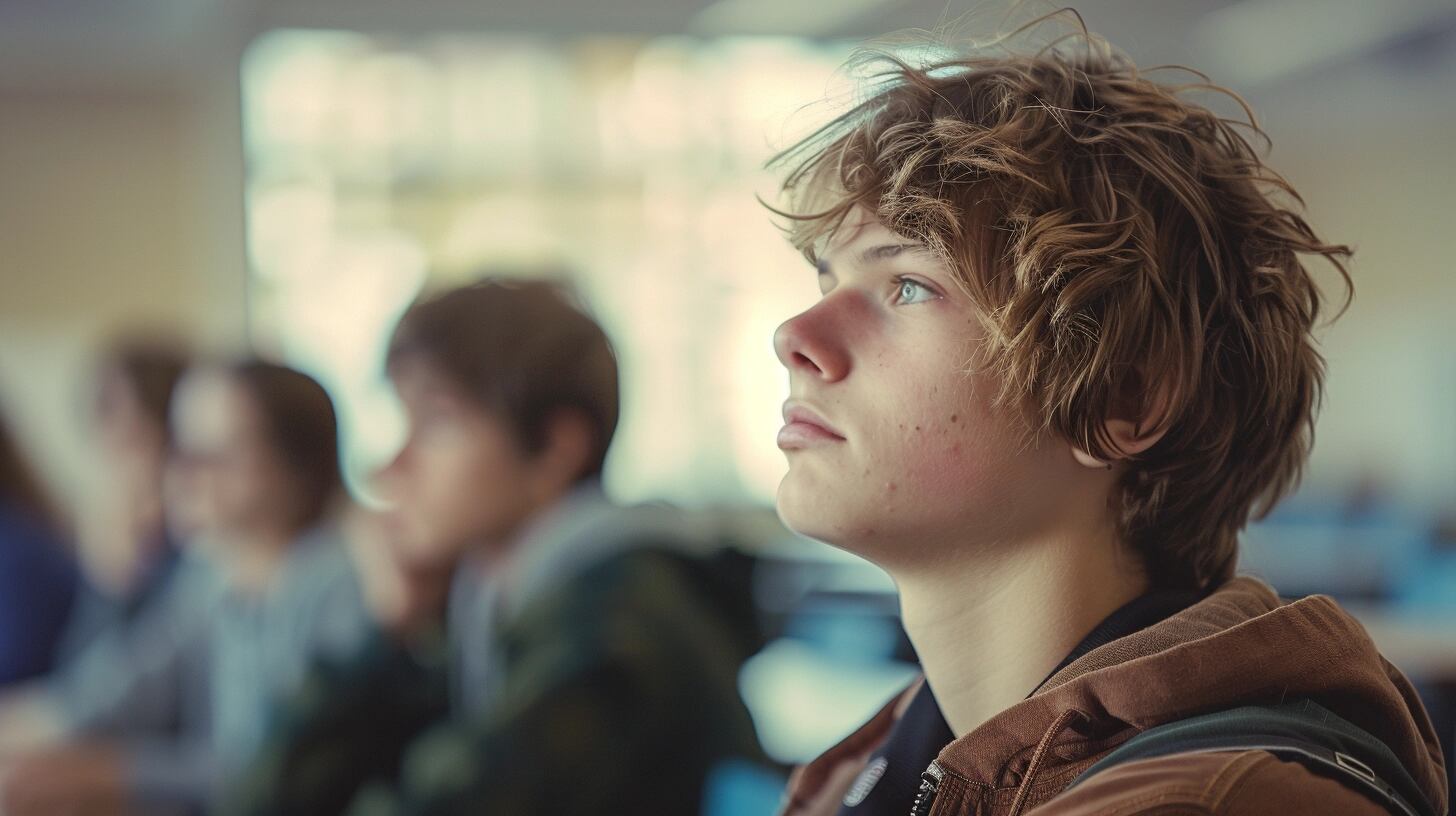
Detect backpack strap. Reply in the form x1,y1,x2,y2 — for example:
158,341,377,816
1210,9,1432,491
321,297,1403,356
1067,699,1435,816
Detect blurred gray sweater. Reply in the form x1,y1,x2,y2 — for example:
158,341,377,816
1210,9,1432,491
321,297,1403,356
49,524,370,812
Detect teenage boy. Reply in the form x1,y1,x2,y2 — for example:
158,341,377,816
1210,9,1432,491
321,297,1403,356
767,26,1447,816
229,278,765,816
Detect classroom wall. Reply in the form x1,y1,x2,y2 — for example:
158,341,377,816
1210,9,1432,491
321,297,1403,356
0,66,248,511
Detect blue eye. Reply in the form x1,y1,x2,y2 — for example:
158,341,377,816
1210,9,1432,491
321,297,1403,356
895,277,937,305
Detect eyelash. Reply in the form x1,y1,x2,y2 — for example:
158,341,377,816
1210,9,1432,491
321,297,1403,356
893,276,940,305
811,270,941,304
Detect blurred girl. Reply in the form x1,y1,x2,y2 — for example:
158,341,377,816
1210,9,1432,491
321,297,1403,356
1,360,369,816
63,338,190,655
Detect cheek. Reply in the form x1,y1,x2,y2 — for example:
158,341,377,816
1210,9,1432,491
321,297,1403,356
424,435,531,531
883,398,999,501
460,438,526,498
390,446,493,555
860,367,1030,524
220,466,264,509
251,460,300,510
413,440,497,510
926,376,1009,472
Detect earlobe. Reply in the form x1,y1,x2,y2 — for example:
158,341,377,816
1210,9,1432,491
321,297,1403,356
1071,415,1170,470
1071,446,1111,469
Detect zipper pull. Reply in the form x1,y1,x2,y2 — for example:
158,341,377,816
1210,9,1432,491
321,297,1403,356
910,761,944,816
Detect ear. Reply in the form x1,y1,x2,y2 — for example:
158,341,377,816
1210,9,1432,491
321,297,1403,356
1071,376,1174,470
530,408,596,495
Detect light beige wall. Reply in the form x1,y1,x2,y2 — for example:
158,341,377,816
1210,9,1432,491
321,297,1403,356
0,71,248,514
1273,122,1456,508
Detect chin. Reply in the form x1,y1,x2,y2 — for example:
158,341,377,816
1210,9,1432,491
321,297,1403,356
776,471,820,533
386,525,435,563
778,473,919,572
776,472,856,550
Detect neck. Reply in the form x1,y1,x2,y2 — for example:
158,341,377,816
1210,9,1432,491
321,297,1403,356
482,482,590,596
892,526,1147,738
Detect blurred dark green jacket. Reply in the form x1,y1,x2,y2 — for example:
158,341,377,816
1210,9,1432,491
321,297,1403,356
225,490,767,816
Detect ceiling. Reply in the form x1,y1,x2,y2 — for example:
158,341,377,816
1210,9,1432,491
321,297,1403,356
0,0,1452,121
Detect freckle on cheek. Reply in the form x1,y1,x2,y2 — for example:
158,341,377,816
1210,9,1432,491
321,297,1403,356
951,414,958,423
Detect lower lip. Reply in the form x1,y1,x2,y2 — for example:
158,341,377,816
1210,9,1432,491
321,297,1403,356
777,422,844,450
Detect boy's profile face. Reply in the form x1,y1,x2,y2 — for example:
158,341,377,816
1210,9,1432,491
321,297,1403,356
374,355,542,566
773,208,1091,566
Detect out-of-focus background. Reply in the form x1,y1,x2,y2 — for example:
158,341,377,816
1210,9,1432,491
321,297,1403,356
1,0,1453,797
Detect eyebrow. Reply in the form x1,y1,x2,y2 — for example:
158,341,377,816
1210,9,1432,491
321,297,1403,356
816,242,931,274
860,242,927,265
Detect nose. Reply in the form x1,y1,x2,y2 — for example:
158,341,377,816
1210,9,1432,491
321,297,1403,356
774,302,850,383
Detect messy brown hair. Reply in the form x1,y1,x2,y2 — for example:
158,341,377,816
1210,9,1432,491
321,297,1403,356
387,275,620,483
224,360,344,532
769,19,1351,590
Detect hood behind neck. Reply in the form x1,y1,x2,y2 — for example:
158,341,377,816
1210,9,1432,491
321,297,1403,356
934,576,1447,814
495,484,724,623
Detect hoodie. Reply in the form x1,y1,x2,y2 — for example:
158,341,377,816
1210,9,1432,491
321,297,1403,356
782,576,1448,816
226,487,767,816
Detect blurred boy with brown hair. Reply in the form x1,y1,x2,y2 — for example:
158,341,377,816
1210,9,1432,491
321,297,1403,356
232,277,765,816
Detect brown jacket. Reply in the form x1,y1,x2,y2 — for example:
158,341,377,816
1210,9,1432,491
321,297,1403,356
781,577,1448,816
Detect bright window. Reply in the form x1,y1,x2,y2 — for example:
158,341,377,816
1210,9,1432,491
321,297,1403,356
242,30,859,505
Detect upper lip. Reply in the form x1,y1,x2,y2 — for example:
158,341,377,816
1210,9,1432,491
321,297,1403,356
782,401,845,438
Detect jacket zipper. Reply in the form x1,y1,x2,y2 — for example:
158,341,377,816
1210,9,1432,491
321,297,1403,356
910,760,944,816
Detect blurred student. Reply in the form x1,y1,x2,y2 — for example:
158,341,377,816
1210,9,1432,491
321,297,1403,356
0,360,370,816
62,338,191,657
766,18,1446,816
229,278,765,816
0,399,78,687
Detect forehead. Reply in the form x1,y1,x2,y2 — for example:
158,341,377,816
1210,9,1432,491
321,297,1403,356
389,353,467,402
816,206,951,274
172,372,260,447
820,207,899,260
388,354,505,427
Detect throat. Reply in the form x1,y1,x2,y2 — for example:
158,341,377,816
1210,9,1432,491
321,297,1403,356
893,540,1149,737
